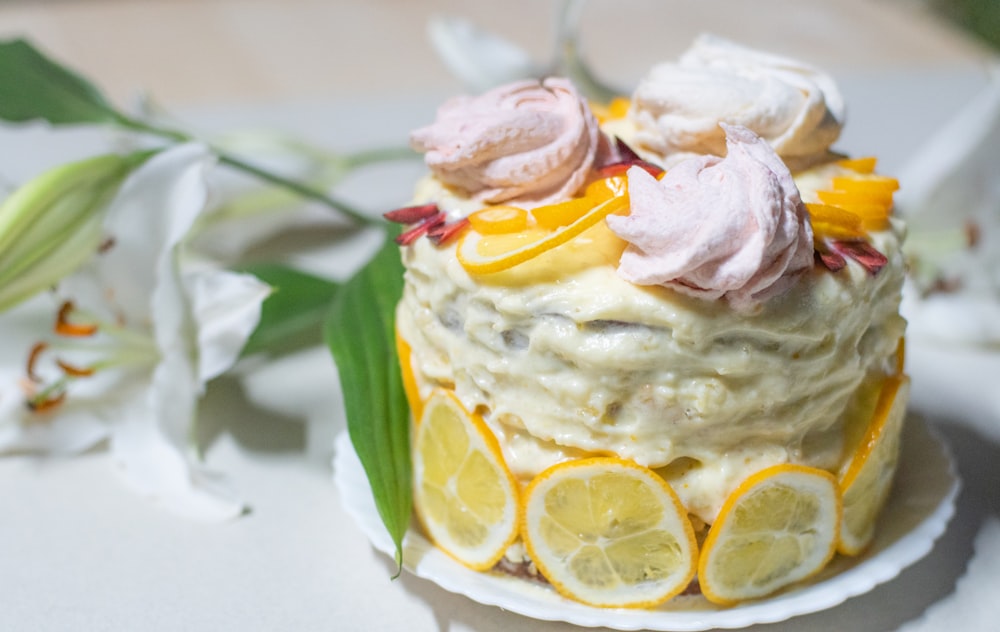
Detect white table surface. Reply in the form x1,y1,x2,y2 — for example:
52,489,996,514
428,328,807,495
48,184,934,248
1,2,999,630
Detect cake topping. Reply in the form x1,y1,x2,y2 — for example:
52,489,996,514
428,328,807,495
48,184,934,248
630,35,845,168
410,77,599,207
606,123,814,309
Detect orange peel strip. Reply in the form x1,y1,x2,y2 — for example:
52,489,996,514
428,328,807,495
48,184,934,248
457,195,629,275
836,157,877,174
831,175,899,194
816,189,894,209
467,206,529,235
839,375,906,491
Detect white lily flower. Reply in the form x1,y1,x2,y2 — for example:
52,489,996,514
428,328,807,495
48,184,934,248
0,143,270,521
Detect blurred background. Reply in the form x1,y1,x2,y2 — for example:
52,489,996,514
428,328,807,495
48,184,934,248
0,0,995,108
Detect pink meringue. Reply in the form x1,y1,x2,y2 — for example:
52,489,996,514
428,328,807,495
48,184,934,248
606,123,814,309
631,35,845,169
409,78,599,207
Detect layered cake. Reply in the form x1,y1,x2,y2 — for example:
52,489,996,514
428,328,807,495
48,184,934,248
389,36,909,607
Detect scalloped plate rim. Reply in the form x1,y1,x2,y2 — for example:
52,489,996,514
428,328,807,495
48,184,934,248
333,415,959,631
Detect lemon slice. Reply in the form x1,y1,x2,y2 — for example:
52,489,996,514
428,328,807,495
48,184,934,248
413,390,520,570
456,195,629,275
522,457,697,608
838,375,910,555
394,327,424,424
698,464,841,605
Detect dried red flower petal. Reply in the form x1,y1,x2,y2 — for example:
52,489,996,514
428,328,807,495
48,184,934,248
815,249,846,272
384,203,440,224
614,137,642,163
829,240,888,275
394,212,446,246
427,218,470,246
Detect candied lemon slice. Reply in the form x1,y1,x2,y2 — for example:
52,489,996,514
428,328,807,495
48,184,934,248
456,195,629,275
698,464,841,605
413,390,520,570
522,457,697,608
836,156,877,174
838,375,910,555
830,174,899,194
807,203,866,241
467,205,529,235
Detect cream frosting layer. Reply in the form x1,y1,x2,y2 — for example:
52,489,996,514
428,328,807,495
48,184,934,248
396,167,906,523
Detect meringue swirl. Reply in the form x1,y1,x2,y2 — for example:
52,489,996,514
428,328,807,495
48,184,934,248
409,77,599,207
631,35,845,169
606,124,814,309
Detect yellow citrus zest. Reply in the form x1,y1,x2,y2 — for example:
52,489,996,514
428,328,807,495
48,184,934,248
836,156,877,174
838,375,910,555
413,389,521,571
457,194,629,275
830,175,899,194
591,97,631,123
807,203,866,242
521,457,698,608
813,169,898,233
467,205,530,235
531,196,603,230
698,463,841,606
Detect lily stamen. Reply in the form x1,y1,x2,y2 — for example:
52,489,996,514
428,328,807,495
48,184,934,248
56,359,96,377
55,300,98,337
27,390,67,413
26,341,48,382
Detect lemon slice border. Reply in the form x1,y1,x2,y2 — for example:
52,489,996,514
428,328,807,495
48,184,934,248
413,389,522,571
698,463,842,606
521,456,698,609
837,375,910,556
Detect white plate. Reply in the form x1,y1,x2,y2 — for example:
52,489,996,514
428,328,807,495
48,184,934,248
334,415,959,631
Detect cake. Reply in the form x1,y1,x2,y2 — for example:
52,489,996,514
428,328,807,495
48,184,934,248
388,35,909,607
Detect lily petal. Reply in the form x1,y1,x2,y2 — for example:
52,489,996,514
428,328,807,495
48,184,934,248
112,348,245,521
89,144,215,327
427,15,541,93
185,267,270,383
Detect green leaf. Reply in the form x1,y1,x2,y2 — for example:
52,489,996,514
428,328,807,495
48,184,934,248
324,234,411,575
238,263,339,357
0,38,123,126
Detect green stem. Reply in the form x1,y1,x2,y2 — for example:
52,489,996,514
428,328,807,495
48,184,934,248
343,146,418,170
114,114,382,227
212,150,373,225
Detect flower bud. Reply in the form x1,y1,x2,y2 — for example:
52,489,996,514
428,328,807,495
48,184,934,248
0,151,150,312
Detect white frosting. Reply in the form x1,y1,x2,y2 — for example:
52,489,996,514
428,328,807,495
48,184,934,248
398,166,907,523
630,34,845,168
